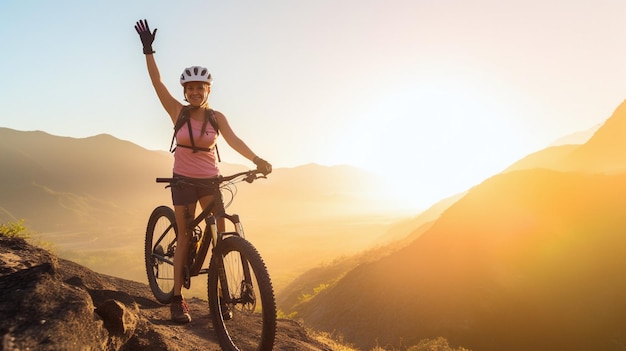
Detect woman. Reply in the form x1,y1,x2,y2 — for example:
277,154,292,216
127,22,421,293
135,19,272,323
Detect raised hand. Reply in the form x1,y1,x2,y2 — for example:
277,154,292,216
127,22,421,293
134,19,157,55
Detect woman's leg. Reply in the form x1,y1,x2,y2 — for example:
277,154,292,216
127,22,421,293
173,202,196,296
171,202,196,323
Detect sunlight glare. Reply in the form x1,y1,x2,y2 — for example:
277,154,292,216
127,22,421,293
334,76,527,211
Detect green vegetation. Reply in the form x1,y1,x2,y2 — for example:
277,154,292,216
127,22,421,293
309,331,470,351
0,220,53,251
308,329,359,351
405,337,471,351
276,309,298,319
0,219,30,239
298,282,331,303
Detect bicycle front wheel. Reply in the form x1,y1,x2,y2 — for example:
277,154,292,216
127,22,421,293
145,205,177,304
208,236,277,351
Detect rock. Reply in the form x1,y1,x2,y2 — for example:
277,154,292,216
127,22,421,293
96,299,138,341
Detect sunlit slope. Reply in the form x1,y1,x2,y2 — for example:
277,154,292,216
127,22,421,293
563,99,626,173
292,100,626,351
506,99,626,174
276,193,464,311
297,169,626,351
503,144,578,172
276,218,435,313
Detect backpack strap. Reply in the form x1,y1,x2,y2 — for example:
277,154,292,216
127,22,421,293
206,109,219,135
206,109,221,162
169,107,221,162
169,107,190,153
187,117,199,152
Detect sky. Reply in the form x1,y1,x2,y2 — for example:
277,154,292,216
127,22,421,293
2,0,626,210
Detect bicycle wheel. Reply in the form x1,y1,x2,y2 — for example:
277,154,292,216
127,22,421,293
145,205,177,304
208,236,277,351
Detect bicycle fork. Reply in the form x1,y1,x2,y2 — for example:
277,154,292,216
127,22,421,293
213,215,255,313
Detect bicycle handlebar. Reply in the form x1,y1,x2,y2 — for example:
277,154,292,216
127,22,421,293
156,169,267,186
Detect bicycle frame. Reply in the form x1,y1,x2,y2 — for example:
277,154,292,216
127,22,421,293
154,171,258,291
194,208,256,308
188,205,243,277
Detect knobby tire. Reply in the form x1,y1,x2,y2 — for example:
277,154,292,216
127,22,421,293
145,205,177,304
208,236,277,351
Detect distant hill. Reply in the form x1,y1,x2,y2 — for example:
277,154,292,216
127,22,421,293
277,192,461,316
563,100,626,173
0,127,407,229
286,100,626,351
0,127,415,294
503,144,578,172
549,124,599,146
506,99,626,173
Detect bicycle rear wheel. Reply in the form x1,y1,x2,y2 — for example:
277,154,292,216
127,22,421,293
145,205,177,304
208,236,276,351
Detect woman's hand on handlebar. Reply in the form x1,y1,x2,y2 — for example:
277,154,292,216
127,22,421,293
253,157,272,175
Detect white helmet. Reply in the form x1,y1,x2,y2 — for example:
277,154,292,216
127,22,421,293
180,66,212,86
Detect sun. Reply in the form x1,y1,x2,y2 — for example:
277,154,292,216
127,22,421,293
330,75,529,211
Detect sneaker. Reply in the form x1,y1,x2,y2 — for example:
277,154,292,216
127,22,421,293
170,295,191,323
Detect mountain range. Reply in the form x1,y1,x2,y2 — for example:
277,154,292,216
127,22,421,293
0,127,415,294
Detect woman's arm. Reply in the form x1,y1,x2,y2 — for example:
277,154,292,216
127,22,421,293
214,111,256,160
145,54,182,123
214,111,272,174
135,19,182,123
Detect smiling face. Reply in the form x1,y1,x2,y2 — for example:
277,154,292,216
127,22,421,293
184,82,211,106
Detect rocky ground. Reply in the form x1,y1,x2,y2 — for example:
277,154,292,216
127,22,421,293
0,233,333,351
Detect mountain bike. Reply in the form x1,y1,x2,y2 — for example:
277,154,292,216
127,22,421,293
144,169,276,351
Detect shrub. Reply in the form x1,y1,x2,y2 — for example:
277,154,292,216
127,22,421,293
0,219,30,239
407,337,470,351
0,220,53,251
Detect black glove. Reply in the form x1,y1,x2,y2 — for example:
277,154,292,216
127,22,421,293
253,157,272,175
134,19,157,55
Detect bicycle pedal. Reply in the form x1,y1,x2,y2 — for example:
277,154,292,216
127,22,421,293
220,303,233,321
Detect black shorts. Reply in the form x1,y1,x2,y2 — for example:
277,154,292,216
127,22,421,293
170,174,223,210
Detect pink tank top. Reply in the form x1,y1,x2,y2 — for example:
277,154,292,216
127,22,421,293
173,117,219,178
